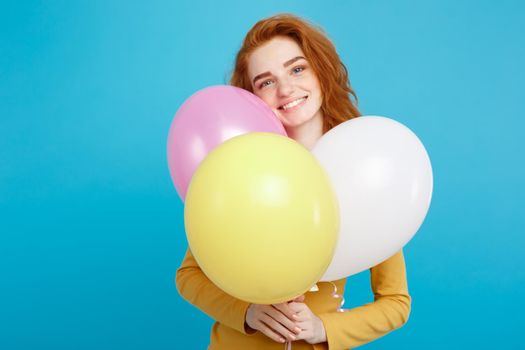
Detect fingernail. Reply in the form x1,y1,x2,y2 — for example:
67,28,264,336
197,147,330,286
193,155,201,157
290,334,296,341
295,327,301,333
279,338,285,343
292,314,298,320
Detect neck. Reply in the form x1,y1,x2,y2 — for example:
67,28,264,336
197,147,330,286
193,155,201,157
285,113,324,151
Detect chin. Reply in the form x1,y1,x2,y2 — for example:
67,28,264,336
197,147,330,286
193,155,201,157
282,115,317,129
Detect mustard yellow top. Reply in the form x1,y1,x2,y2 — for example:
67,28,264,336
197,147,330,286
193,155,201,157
176,249,411,350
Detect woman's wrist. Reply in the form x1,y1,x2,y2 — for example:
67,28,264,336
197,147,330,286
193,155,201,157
312,315,327,343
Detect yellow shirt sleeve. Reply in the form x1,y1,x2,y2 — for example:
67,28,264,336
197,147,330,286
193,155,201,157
175,248,253,335
315,250,411,350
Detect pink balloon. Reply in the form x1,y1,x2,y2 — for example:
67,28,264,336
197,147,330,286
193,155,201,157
167,85,287,200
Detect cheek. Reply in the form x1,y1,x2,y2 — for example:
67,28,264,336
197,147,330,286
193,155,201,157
304,73,321,95
311,79,322,96
255,90,276,107
312,83,323,106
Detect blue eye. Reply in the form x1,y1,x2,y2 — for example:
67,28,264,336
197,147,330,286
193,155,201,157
292,66,305,74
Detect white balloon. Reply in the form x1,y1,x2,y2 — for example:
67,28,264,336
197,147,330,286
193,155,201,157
313,116,433,281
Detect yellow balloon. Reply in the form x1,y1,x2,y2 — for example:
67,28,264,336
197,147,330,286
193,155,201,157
184,133,339,304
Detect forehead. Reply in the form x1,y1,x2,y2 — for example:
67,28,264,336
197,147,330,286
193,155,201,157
247,36,305,79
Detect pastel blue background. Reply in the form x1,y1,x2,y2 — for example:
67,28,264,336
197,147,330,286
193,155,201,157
1,0,524,349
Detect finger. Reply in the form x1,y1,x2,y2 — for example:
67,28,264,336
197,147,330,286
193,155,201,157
295,320,309,330
293,328,307,341
291,294,305,303
287,302,307,314
268,306,301,334
292,313,309,322
260,313,299,341
272,303,299,323
255,321,287,343
265,307,301,335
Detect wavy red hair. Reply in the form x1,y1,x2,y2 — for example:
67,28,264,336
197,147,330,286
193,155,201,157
230,14,360,133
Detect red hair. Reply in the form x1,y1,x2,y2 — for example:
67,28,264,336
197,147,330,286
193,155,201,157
230,14,360,133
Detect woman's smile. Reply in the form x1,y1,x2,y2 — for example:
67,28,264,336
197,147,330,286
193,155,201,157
278,96,308,112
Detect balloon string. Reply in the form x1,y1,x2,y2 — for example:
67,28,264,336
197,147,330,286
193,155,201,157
327,281,347,312
283,285,318,350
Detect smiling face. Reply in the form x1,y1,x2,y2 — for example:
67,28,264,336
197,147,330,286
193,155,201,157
247,36,323,132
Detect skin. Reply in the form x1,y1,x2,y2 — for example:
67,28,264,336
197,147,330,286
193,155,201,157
244,36,328,344
247,36,324,151
245,295,305,343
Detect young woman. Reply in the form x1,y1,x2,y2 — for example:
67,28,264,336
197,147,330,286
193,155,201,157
176,14,411,350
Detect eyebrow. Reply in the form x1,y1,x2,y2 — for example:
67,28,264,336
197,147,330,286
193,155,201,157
252,56,306,85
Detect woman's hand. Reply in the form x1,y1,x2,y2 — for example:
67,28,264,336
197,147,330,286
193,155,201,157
245,295,305,343
288,301,327,344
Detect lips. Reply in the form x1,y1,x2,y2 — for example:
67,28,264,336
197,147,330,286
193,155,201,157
278,96,308,110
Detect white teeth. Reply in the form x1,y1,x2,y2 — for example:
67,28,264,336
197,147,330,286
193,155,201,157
281,97,306,110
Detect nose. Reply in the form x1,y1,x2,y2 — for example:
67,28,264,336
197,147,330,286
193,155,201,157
277,78,294,97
